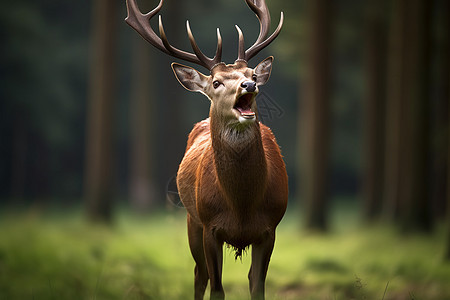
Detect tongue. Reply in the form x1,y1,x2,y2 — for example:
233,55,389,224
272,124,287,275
236,106,254,116
236,107,255,119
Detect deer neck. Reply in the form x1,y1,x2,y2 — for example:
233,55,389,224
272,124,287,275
210,115,268,211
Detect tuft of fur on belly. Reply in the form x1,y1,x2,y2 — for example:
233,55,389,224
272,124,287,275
227,244,249,260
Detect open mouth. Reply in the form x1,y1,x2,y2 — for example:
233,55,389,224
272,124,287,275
233,93,256,119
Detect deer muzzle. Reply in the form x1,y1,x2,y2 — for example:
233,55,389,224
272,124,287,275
234,91,257,123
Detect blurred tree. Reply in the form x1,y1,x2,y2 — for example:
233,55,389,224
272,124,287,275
445,0,450,260
447,73,450,260
383,0,433,231
85,0,118,223
301,0,333,231
402,0,432,231
447,46,450,260
382,0,407,221
398,0,432,232
128,13,157,212
362,0,387,221
432,0,450,220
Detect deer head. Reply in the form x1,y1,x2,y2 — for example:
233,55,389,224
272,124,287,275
125,0,283,128
172,57,274,128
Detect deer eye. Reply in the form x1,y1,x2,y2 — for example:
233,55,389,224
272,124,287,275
252,74,257,81
213,80,221,89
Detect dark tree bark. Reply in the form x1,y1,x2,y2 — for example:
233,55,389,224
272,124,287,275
398,0,432,232
444,0,450,260
301,0,333,231
362,0,387,221
447,70,450,260
382,0,408,221
432,0,450,221
129,33,157,212
84,0,117,223
383,0,433,231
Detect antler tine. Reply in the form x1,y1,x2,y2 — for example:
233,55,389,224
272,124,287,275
214,28,223,66
125,0,166,51
158,15,178,54
238,0,284,62
186,21,223,70
245,11,283,61
245,0,271,44
235,25,246,62
126,0,219,70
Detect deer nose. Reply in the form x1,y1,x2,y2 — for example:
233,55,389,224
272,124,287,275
241,81,256,93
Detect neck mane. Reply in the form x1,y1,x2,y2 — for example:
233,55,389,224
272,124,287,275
210,117,268,213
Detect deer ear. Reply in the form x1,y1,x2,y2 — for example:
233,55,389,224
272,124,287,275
254,56,273,86
172,63,209,93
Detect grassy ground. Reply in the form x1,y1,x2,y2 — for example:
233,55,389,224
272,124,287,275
0,205,449,300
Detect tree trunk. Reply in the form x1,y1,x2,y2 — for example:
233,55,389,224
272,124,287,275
382,0,407,221
447,71,450,259
301,0,332,231
432,0,450,221
85,0,117,223
362,0,387,221
398,0,432,232
129,33,156,212
383,0,433,231
445,0,450,260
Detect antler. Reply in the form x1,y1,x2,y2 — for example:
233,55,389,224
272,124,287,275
125,0,222,70
236,0,284,62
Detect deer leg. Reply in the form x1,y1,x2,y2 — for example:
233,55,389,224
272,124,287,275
187,215,209,300
248,233,275,300
203,227,224,300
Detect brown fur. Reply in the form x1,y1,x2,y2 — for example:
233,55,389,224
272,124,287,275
177,116,288,299
178,117,288,237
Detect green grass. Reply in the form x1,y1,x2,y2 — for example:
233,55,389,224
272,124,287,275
0,206,449,299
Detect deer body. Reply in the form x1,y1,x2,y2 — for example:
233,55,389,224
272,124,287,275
178,119,287,299
178,117,287,250
125,1,287,299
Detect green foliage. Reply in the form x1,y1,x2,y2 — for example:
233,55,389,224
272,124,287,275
0,208,449,299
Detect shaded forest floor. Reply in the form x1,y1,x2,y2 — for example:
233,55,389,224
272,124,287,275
0,204,449,299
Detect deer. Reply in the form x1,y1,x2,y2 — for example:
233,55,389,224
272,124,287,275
125,0,288,299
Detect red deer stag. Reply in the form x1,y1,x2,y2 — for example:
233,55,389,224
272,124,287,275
125,0,288,299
